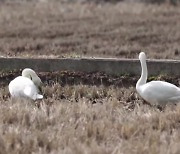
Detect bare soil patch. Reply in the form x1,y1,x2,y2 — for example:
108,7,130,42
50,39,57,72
1,70,180,87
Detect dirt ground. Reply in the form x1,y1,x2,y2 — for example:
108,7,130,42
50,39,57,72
1,1,180,154
0,1,180,59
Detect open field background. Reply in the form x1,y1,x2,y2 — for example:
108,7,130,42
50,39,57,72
0,1,180,59
0,0,180,154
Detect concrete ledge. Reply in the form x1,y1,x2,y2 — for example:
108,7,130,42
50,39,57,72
0,57,180,76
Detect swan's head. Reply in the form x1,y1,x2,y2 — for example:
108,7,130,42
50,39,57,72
22,68,42,92
139,52,146,61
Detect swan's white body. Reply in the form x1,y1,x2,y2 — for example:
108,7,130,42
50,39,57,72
136,52,180,105
9,68,43,100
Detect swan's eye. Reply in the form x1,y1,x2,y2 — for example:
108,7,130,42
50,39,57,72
30,75,32,80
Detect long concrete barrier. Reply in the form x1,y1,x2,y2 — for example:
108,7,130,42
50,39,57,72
0,57,179,76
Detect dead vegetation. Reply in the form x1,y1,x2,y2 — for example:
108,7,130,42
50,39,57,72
0,1,180,59
0,1,180,153
0,83,180,153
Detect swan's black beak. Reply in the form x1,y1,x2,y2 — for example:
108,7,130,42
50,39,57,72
37,81,43,94
38,86,43,93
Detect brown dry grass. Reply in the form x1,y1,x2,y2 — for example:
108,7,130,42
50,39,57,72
1,1,180,153
0,83,180,153
0,1,180,59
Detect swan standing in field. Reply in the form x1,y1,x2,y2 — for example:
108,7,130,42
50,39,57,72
136,52,180,106
9,68,43,100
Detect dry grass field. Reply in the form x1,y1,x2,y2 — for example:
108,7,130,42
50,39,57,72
0,0,180,154
1,80,180,154
0,1,180,59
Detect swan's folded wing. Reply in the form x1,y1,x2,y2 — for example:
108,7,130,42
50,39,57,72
145,81,180,99
23,86,33,98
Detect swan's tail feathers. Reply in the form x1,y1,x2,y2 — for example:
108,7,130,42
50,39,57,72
24,87,43,100
36,94,43,100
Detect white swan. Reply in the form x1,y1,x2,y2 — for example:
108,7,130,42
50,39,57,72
9,68,43,100
136,52,180,106
22,68,42,93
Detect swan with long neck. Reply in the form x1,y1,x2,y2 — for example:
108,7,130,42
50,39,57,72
9,68,43,100
22,68,42,93
136,52,180,106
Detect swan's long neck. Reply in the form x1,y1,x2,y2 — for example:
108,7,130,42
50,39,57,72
136,57,148,88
